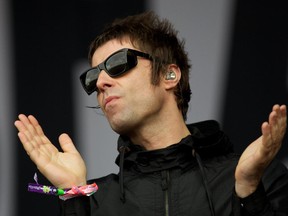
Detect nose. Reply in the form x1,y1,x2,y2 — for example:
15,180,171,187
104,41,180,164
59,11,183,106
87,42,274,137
96,70,113,92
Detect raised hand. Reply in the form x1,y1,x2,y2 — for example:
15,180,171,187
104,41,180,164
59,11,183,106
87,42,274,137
14,114,87,189
235,104,287,197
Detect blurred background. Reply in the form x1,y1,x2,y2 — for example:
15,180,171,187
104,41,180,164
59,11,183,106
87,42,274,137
0,0,287,215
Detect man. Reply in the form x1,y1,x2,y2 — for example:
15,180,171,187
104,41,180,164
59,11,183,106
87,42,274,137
15,12,288,215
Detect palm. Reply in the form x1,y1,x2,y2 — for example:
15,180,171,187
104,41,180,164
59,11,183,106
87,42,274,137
235,104,286,197
236,135,277,185
15,114,86,189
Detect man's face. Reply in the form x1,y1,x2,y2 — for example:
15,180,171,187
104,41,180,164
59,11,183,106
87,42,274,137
91,39,167,135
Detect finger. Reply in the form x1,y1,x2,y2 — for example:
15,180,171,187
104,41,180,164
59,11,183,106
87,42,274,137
14,114,30,134
268,110,278,126
279,105,287,125
261,122,273,149
269,106,286,142
261,122,271,136
28,115,45,136
280,105,287,134
14,119,25,133
17,114,38,141
58,133,79,154
27,115,51,144
268,111,280,139
272,104,280,112
17,131,34,154
280,104,287,115
15,118,35,151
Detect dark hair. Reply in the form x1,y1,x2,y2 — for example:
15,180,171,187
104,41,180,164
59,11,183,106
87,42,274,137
88,11,192,120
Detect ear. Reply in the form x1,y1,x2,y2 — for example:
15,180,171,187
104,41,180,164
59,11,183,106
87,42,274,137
162,64,181,90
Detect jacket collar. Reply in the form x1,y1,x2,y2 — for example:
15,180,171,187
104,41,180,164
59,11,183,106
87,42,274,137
115,120,233,173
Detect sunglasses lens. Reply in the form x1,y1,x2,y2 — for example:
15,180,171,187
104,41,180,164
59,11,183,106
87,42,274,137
82,68,100,94
106,51,129,76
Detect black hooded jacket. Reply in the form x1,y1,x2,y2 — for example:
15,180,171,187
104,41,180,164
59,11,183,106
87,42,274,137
60,120,288,215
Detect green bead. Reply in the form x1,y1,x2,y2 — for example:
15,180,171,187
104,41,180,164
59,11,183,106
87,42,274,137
57,189,65,195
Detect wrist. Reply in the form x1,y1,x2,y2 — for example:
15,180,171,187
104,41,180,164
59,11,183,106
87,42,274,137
57,178,87,189
235,181,259,198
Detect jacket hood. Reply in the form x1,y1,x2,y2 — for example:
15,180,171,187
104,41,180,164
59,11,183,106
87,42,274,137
116,120,233,159
188,120,234,158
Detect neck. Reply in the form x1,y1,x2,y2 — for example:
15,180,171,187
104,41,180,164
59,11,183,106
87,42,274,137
128,110,191,150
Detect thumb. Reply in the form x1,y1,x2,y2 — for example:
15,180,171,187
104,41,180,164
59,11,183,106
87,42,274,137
58,133,79,154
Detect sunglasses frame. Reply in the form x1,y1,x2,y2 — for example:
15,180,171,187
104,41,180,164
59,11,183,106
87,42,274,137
80,48,153,95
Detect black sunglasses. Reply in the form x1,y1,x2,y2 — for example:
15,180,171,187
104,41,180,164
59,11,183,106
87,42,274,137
80,48,153,95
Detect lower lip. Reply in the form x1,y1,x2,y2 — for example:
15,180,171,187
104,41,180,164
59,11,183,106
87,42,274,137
105,98,118,108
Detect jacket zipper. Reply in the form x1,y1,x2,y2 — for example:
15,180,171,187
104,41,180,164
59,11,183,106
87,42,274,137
161,170,170,216
165,188,169,216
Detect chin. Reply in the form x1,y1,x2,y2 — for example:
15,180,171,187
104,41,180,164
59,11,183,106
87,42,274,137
109,119,133,135
107,110,139,134
111,127,129,136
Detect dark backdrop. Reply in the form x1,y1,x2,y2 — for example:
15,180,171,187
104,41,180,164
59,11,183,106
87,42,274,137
12,1,146,215
222,1,288,159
